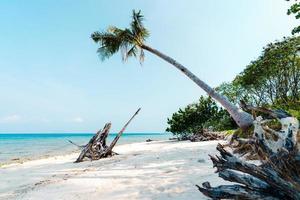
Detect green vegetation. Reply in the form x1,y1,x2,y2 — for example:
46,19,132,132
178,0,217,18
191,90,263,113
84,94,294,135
91,10,149,62
287,0,300,34
218,36,300,120
166,96,237,139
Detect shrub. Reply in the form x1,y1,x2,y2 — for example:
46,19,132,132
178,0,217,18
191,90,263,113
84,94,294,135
166,96,237,139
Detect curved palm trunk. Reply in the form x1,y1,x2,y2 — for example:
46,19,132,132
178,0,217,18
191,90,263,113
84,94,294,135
141,44,253,130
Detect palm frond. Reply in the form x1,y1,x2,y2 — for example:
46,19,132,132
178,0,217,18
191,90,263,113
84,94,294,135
139,48,145,64
122,45,138,61
131,10,149,44
92,10,149,63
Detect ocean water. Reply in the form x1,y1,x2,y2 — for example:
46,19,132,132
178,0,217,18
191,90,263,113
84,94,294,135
0,133,171,164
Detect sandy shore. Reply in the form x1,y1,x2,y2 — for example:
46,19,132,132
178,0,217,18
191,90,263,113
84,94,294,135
0,140,228,200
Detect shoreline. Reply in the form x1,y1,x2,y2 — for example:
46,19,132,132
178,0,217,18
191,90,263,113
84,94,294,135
0,151,79,169
0,133,172,166
0,139,227,200
0,149,80,168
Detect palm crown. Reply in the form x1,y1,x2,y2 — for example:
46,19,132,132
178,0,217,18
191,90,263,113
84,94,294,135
91,10,149,63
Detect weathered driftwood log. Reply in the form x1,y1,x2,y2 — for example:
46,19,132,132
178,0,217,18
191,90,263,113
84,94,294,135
73,108,141,163
197,107,300,199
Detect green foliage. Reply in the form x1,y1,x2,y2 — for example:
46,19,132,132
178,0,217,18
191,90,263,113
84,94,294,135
224,129,236,136
264,119,282,131
203,109,238,131
166,96,237,138
272,100,300,121
91,10,149,63
288,109,300,120
287,0,300,34
217,36,300,121
216,82,247,105
219,38,299,103
233,126,255,138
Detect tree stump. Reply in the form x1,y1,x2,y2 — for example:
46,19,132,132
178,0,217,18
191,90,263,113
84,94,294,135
72,108,141,163
197,107,300,199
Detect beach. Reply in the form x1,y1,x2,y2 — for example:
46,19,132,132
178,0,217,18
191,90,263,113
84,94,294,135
0,140,227,200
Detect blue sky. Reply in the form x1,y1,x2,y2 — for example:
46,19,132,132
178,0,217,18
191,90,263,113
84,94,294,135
0,0,297,133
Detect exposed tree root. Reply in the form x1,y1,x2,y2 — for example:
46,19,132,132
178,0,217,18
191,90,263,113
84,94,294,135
72,108,141,163
197,106,300,199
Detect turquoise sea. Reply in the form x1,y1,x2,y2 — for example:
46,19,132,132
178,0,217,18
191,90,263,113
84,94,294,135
0,133,171,164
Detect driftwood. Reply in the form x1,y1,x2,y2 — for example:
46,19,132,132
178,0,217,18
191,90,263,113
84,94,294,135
74,108,141,163
197,106,300,199
232,103,298,159
189,130,225,142
68,140,85,148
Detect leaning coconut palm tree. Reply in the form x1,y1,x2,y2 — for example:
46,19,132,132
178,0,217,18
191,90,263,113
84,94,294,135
91,10,253,129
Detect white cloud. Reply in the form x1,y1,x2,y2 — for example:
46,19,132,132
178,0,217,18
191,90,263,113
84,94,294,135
0,114,21,123
72,117,84,123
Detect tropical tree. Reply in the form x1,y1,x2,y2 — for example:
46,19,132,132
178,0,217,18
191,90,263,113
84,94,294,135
234,37,300,105
91,10,253,129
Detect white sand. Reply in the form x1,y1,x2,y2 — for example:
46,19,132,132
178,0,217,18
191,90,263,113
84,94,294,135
0,140,228,200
